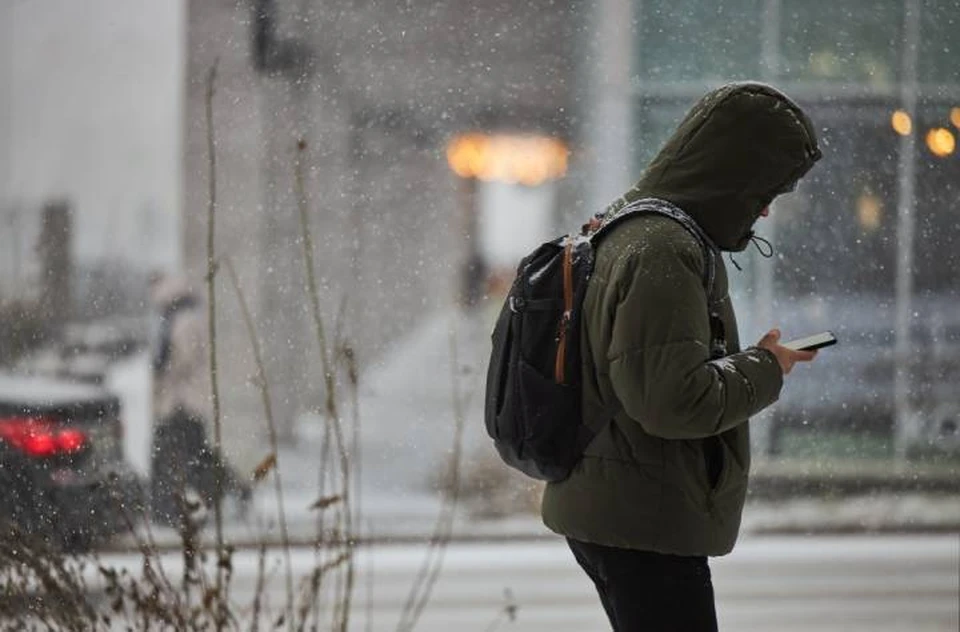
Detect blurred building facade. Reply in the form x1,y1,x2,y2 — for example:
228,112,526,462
183,0,960,460
182,0,593,447
0,0,183,294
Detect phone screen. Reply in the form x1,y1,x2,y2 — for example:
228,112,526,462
782,331,837,351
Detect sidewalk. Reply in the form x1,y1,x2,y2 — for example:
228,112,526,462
111,443,960,553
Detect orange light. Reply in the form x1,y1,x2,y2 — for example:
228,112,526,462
446,133,569,185
856,193,882,231
950,107,960,130
926,127,956,157
446,133,487,179
891,110,912,136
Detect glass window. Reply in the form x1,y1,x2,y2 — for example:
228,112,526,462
636,0,763,82
913,103,960,294
635,1,957,88
779,0,903,86
918,1,960,84
774,105,900,299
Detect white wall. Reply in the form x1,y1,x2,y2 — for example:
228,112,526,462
477,180,557,272
0,0,184,271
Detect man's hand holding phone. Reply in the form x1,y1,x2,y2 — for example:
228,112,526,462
756,328,819,375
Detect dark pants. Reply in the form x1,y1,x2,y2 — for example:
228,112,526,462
567,538,719,632
150,409,248,527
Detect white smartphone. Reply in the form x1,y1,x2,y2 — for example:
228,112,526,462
782,331,837,351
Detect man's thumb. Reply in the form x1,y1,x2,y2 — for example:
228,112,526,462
761,328,781,345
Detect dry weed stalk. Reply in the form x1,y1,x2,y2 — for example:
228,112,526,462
0,513,233,631
201,58,229,631
222,255,295,629
0,525,96,629
395,322,467,632
294,137,357,632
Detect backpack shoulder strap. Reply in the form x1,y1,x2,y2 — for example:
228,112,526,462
589,197,719,297
589,197,727,358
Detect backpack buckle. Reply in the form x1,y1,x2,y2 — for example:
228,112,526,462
509,296,526,313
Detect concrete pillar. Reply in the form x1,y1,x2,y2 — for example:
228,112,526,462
751,0,783,459
894,0,921,460
583,0,637,212
38,200,73,325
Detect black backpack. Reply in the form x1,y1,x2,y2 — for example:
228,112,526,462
483,197,719,482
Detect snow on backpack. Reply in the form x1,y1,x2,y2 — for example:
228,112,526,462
483,197,719,482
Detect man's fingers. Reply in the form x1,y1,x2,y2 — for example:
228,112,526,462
792,349,818,362
758,328,781,346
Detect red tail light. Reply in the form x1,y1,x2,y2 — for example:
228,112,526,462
0,417,89,458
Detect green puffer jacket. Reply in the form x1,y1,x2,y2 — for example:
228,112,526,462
541,82,821,556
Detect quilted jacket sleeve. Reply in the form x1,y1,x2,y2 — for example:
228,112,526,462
605,231,783,440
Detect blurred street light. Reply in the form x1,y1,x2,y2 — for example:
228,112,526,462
925,127,956,157
446,133,568,186
891,110,912,136
950,107,960,130
446,132,568,307
856,192,883,231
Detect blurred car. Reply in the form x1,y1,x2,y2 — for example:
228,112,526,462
0,373,143,551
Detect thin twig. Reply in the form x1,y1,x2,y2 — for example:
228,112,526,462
250,537,268,632
306,416,333,631
222,256,295,629
203,57,228,631
344,342,362,564
294,138,339,428
118,491,179,602
396,318,467,632
334,300,363,553
364,518,376,632
0,530,98,628
296,139,334,631
294,137,356,632
335,303,365,632
333,298,362,536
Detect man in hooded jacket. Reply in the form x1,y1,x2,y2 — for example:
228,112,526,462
541,82,823,630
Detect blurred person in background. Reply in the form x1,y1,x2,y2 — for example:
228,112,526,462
149,272,251,527
541,82,822,631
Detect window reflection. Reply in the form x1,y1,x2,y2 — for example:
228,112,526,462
779,0,901,86
636,0,762,82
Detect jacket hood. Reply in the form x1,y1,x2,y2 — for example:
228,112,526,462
607,82,821,251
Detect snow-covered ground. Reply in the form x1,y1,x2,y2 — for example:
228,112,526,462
77,534,960,632
103,307,508,545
